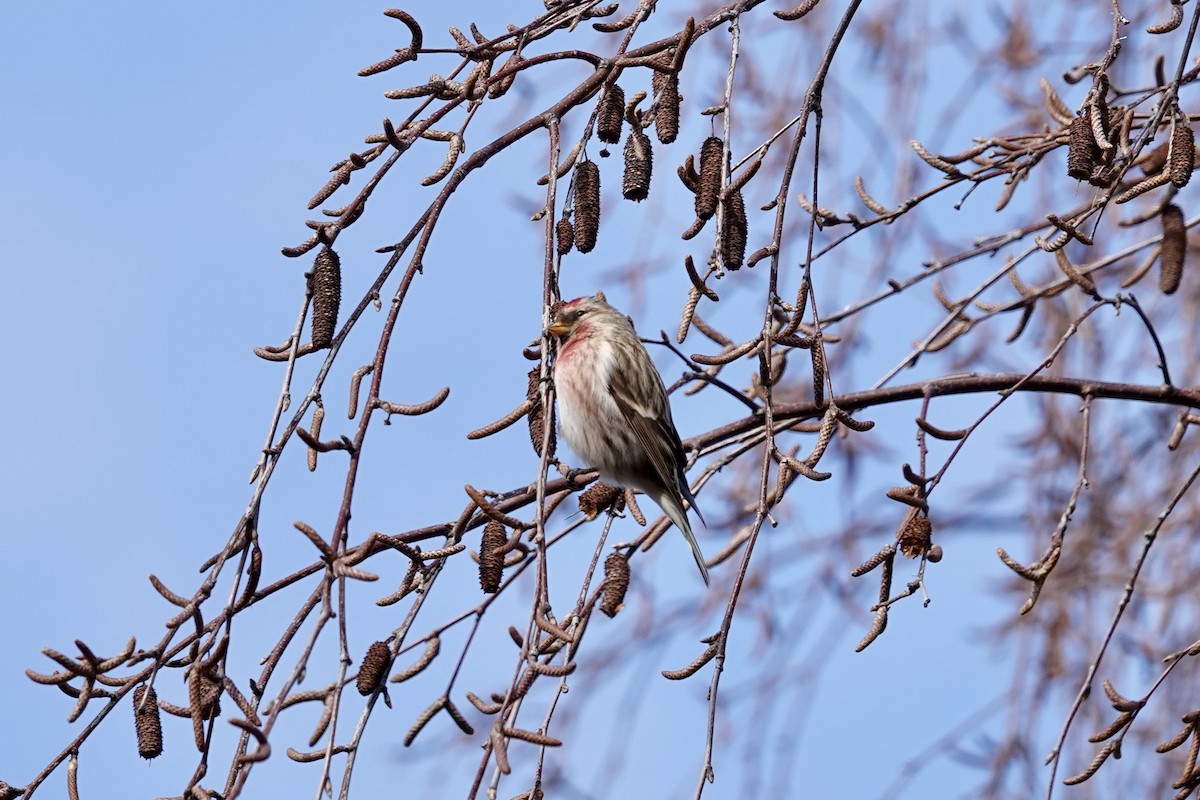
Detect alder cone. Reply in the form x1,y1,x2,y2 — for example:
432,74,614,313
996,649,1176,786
600,552,630,617
556,218,574,256
578,481,623,520
720,190,747,269
622,128,653,202
597,84,625,144
573,161,601,253
1066,115,1098,181
652,70,680,144
1170,121,1195,188
357,641,391,695
133,684,164,760
897,514,932,558
1140,142,1169,176
479,520,506,594
526,367,554,458
311,247,341,348
696,137,723,220
1160,203,1186,295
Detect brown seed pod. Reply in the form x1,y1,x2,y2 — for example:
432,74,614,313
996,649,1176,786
526,367,554,458
1140,142,1169,176
479,520,507,593
573,161,601,253
1161,203,1187,295
600,552,630,617
696,137,723,220
896,513,932,558
1170,119,1195,188
720,190,747,269
578,481,624,520
1067,114,1098,181
652,69,680,144
597,84,625,144
622,128,653,202
310,247,341,349
357,641,391,695
556,218,574,256
133,684,164,760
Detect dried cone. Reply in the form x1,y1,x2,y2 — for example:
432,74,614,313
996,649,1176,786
573,161,601,253
597,84,625,145
600,552,630,617
696,137,723,220
479,520,507,594
896,513,933,558
556,218,574,256
652,69,680,144
622,128,653,202
526,367,554,458
133,684,164,760
1140,142,1169,176
1066,114,1098,181
1160,203,1187,295
1170,120,1195,188
190,671,222,721
720,190,747,269
578,481,624,520
357,641,391,695
311,247,341,348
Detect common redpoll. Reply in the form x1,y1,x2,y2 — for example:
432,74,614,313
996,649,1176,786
546,294,710,585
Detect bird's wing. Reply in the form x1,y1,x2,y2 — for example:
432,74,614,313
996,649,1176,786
608,366,705,523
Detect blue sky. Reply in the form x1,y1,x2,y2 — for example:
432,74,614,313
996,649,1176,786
1,3,1120,798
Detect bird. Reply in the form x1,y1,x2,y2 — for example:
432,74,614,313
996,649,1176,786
546,294,710,585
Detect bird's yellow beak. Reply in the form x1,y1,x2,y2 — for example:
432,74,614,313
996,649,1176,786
546,320,570,338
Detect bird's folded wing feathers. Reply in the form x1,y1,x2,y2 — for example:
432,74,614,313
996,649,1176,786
609,373,704,523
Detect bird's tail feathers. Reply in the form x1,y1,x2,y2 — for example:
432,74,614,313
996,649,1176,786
658,491,710,586
677,475,707,527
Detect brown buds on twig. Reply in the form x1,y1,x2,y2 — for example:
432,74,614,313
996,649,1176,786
479,520,506,594
392,637,441,684
421,132,463,186
597,84,625,144
600,552,631,617
662,643,717,680
695,137,724,220
1147,0,1185,34
1115,168,1173,204
851,545,896,578
622,127,653,201
376,386,451,419
310,248,341,349
359,9,423,76
357,641,391,695
133,685,164,760
1053,248,1099,297
307,399,324,472
464,484,527,530
774,0,820,20
573,161,601,253
1161,204,1187,295
1170,118,1195,188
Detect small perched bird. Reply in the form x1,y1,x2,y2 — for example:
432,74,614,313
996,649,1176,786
546,294,710,585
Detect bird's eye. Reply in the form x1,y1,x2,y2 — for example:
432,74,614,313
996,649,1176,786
575,308,588,317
